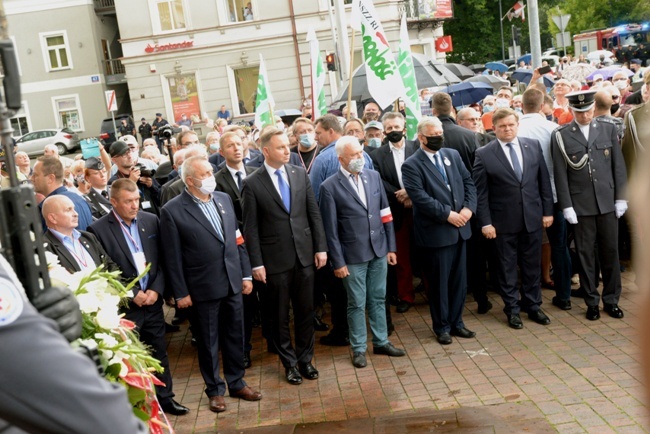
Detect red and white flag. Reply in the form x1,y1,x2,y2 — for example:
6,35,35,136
235,229,245,246
507,1,525,21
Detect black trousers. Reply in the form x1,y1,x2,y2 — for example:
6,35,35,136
317,264,349,337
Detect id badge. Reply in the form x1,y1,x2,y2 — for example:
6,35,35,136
133,251,147,276
142,201,152,209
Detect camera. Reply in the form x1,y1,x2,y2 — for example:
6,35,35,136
133,163,156,178
158,124,181,139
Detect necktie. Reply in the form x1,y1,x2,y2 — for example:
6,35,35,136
434,153,448,184
275,169,291,212
506,143,523,182
349,173,359,188
236,171,243,192
101,190,109,199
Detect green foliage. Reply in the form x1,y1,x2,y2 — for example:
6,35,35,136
445,0,503,63
548,0,650,36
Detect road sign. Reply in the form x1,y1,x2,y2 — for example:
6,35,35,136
552,14,571,32
105,90,117,112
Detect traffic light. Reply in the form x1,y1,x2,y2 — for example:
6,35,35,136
326,53,336,71
512,27,522,45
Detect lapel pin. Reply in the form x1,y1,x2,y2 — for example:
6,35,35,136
218,202,226,213
444,157,451,166
572,127,576,131
604,149,610,156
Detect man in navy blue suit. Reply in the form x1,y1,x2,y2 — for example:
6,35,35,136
160,156,262,413
473,108,554,329
402,117,477,345
318,136,405,369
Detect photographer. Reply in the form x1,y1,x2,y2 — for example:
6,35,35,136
152,112,169,152
108,140,161,216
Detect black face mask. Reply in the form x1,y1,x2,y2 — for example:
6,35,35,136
610,103,620,114
424,135,444,151
386,131,404,143
546,114,554,121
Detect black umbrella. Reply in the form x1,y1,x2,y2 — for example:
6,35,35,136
464,74,510,91
434,62,475,80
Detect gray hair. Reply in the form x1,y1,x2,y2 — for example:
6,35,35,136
181,156,211,184
335,135,361,156
184,144,208,160
173,149,186,167
205,131,220,145
417,116,443,134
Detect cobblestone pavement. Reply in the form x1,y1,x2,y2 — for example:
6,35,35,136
164,270,649,433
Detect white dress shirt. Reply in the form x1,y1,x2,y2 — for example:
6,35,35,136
389,142,406,188
497,138,523,174
518,113,559,202
340,166,366,208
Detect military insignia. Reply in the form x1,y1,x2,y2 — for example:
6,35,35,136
571,155,577,161
578,94,585,102
572,127,576,131
604,149,610,156
0,278,24,327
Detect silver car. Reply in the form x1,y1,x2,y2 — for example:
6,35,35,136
15,128,79,156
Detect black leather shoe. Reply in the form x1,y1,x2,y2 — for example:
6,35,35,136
373,343,406,357
451,327,476,339
552,297,572,310
437,332,452,345
161,399,190,416
165,322,180,333
477,300,493,314
285,366,303,385
352,352,367,368
604,304,624,319
571,288,587,298
298,362,319,380
314,317,330,331
320,333,350,346
243,351,251,369
586,305,600,321
507,314,523,329
396,301,411,313
528,309,551,325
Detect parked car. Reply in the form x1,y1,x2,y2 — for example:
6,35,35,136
15,128,79,156
99,114,133,148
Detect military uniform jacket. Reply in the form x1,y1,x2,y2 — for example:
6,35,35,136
551,118,627,217
84,188,111,219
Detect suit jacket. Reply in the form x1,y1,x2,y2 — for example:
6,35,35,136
246,151,301,168
84,188,111,219
402,148,477,248
242,163,327,274
370,140,418,230
87,211,165,296
215,165,256,228
552,118,627,216
43,229,117,273
473,137,553,234
319,169,397,269
160,190,251,301
439,115,481,172
160,177,184,206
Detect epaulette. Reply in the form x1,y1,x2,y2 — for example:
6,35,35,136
595,116,619,125
553,124,570,133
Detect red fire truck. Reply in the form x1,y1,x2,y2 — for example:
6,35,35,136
573,22,650,55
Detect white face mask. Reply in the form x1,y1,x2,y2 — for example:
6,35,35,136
495,98,510,108
614,80,628,90
194,176,216,195
347,157,364,174
299,133,315,147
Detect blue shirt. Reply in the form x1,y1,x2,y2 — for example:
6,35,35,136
309,141,374,201
114,212,149,290
49,228,95,271
40,186,93,232
216,110,230,120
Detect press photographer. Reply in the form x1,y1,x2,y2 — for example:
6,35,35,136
157,123,181,159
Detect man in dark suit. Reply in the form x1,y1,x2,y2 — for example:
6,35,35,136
160,156,261,413
473,108,554,329
87,179,189,416
83,157,112,219
209,125,261,167
370,112,418,313
242,127,328,385
402,117,478,345
319,136,405,369
552,91,628,321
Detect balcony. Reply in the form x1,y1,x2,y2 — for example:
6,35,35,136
94,0,115,15
104,58,126,85
403,0,450,30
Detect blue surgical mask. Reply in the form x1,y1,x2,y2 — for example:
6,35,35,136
299,133,315,147
209,143,219,151
483,105,494,113
177,167,182,177
368,137,382,148
514,107,523,113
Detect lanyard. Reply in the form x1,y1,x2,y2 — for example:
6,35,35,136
113,210,141,253
70,237,88,268
297,147,317,174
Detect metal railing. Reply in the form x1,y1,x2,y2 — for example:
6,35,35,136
103,58,125,76
404,0,419,20
94,0,115,12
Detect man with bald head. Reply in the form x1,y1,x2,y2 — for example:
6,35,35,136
594,90,624,141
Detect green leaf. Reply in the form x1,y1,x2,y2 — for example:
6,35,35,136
132,406,151,422
127,385,147,406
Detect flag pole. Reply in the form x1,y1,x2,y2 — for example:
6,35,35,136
346,29,356,121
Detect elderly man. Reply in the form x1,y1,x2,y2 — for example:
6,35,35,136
15,151,32,178
206,131,221,155
551,91,627,321
319,136,405,368
43,144,74,168
160,145,208,205
364,120,384,151
612,71,632,104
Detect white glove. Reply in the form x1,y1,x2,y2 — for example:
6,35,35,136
615,200,628,218
563,207,578,225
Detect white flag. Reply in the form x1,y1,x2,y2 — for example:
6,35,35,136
254,54,275,128
306,28,327,120
397,15,421,140
350,0,404,110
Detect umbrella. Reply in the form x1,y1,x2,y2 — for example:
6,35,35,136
559,63,596,82
468,64,486,73
485,61,508,73
511,68,555,87
433,62,475,80
464,74,510,91
586,66,633,81
442,82,494,107
587,50,614,62
517,54,532,65
413,54,462,85
274,108,302,124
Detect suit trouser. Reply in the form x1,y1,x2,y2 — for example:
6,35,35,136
123,299,174,403
389,212,415,303
494,228,543,315
467,218,495,304
573,212,622,307
189,294,246,397
421,240,468,335
342,256,390,353
546,204,572,301
319,264,349,337
243,285,260,352
267,261,315,368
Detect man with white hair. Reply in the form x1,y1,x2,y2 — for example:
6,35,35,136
160,145,208,206
43,144,74,168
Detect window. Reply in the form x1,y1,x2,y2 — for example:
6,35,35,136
156,0,186,32
11,102,30,138
233,66,259,115
52,95,83,132
223,0,255,23
40,32,72,72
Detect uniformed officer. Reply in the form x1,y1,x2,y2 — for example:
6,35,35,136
621,79,650,179
551,90,628,321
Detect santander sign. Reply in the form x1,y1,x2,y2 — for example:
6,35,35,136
144,41,194,53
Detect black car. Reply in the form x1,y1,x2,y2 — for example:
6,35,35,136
99,114,134,148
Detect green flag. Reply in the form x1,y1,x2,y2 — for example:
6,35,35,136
397,15,421,140
307,28,327,119
255,54,275,128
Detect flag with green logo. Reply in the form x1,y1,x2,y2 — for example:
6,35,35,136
351,0,404,110
255,54,275,128
307,28,327,119
397,15,421,140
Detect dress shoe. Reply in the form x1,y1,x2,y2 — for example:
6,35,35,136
571,288,587,298
208,395,226,413
477,300,493,314
507,314,523,329
165,322,180,333
373,343,406,357
230,385,262,401
161,399,189,416
285,366,303,385
604,304,624,319
352,352,367,368
437,332,452,345
586,305,600,321
451,327,476,339
319,333,350,346
552,297,572,311
243,351,251,369
298,362,319,380
314,317,330,331
396,301,411,313
528,309,551,325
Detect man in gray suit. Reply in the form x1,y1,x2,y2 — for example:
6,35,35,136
319,136,406,369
